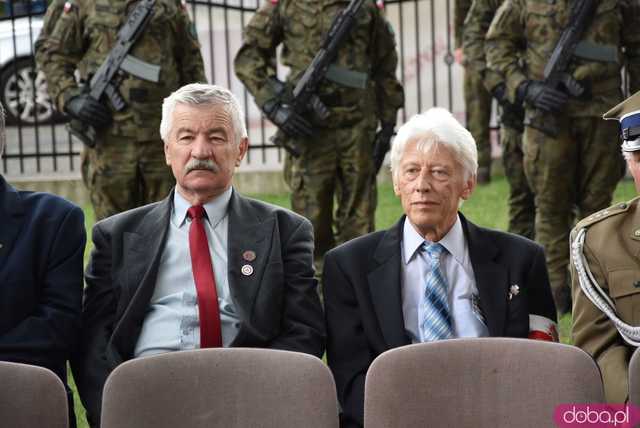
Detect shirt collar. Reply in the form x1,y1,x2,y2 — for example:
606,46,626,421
172,187,233,228
402,214,466,265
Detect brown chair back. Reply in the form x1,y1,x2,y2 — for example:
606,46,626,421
0,361,69,428
364,338,604,428
101,348,339,428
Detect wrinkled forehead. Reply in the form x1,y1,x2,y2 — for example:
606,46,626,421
172,103,232,131
401,136,458,165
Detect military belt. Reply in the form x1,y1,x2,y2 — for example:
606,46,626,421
325,64,368,89
573,41,619,63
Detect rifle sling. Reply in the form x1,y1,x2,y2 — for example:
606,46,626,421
573,41,619,63
325,64,368,89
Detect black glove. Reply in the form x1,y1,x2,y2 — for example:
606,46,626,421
491,83,509,106
517,80,568,112
372,124,395,175
64,94,112,129
262,99,313,139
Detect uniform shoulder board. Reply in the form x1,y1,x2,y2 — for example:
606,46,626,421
574,197,638,230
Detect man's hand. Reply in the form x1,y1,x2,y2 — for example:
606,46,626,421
262,99,313,139
517,80,568,112
64,94,112,128
372,124,395,175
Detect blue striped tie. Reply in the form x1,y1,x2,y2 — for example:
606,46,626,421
419,242,454,341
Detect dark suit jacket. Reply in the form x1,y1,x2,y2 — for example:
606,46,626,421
0,176,85,424
73,189,325,426
323,214,556,428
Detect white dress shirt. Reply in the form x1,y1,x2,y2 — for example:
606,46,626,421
401,215,489,343
134,187,240,357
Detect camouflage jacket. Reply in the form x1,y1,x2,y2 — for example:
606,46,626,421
462,0,506,92
486,0,640,116
36,0,206,140
454,0,472,49
234,0,404,128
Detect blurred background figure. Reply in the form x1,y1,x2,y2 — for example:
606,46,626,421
36,0,206,220
454,0,492,184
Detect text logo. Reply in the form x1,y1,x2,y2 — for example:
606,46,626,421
554,404,640,427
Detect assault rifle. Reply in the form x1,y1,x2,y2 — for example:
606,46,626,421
272,0,366,155
67,0,160,147
528,0,597,136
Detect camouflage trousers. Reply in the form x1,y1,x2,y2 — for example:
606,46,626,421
501,124,535,240
82,134,175,220
464,68,492,174
523,116,625,313
284,120,377,275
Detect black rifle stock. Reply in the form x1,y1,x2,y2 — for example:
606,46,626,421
527,0,597,137
67,0,157,147
271,0,366,155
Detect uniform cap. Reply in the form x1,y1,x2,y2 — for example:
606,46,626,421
603,90,640,152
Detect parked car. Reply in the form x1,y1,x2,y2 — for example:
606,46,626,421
0,9,61,125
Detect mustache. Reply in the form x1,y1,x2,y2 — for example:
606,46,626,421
184,159,219,174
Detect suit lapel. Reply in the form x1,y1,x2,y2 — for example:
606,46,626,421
368,217,410,348
227,191,273,327
117,194,172,330
461,214,507,336
0,178,24,264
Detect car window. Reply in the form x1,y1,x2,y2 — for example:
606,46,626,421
0,0,46,19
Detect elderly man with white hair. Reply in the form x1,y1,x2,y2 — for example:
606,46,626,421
324,107,557,428
73,84,325,427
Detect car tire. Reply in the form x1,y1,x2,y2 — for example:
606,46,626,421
0,57,61,125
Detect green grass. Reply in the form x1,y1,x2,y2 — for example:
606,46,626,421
73,175,637,427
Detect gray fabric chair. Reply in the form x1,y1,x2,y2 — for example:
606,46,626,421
629,346,640,405
364,338,604,428
101,348,339,428
0,361,69,428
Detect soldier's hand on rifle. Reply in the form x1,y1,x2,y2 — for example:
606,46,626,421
262,99,313,139
517,80,568,112
65,94,112,129
372,123,395,175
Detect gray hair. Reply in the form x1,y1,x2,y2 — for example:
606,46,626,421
0,102,5,157
390,107,478,181
159,83,248,144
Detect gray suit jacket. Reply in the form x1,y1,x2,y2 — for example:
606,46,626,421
73,189,325,426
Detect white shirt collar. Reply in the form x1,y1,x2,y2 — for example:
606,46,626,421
402,214,466,265
172,186,233,228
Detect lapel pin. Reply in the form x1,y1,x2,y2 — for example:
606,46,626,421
242,250,256,262
508,284,520,301
241,264,254,276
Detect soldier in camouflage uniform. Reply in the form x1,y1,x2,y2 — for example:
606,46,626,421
36,0,206,220
486,0,640,314
234,0,404,272
463,0,534,239
455,0,493,184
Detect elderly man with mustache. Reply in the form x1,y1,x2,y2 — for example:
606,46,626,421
73,83,325,427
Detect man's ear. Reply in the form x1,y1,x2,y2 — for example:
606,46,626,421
164,142,171,166
460,174,476,200
236,137,249,166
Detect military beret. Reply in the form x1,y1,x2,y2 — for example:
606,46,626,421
603,90,640,152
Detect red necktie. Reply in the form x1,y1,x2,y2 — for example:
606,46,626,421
187,205,222,348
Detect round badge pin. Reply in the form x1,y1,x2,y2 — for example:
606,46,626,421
241,264,254,276
242,250,256,262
